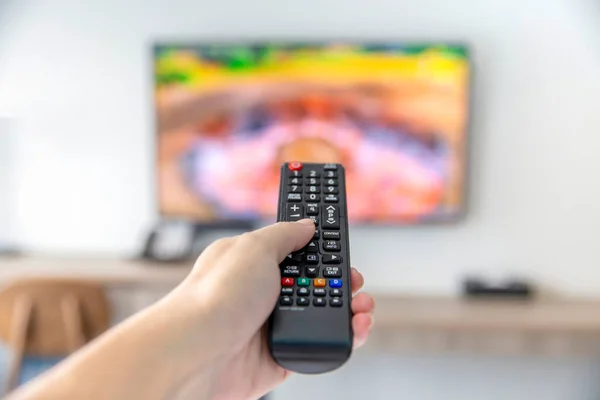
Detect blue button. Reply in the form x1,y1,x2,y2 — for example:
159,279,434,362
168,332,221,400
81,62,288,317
329,279,342,288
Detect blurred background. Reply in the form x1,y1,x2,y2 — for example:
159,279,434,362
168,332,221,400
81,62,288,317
1,0,600,399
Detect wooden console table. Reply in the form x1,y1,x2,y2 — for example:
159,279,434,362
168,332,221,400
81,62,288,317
2,256,600,357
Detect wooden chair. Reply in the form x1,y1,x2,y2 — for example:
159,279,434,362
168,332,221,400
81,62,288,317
0,278,110,395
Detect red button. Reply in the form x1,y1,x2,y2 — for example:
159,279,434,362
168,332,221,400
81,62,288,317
288,162,303,171
281,278,294,287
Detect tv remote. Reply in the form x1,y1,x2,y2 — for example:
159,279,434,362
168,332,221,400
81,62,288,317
268,161,353,374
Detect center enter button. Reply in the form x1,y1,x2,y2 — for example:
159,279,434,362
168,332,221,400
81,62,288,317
321,205,340,229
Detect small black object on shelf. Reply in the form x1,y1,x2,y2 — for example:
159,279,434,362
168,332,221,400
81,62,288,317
462,277,535,299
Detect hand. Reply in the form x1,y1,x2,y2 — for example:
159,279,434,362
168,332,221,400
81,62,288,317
171,219,375,400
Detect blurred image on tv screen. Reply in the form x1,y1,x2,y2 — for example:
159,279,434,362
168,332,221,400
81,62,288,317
154,43,470,224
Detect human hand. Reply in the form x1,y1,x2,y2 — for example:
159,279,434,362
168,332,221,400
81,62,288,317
170,219,374,400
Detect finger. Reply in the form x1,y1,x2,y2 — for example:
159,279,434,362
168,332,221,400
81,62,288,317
352,313,373,349
250,219,315,262
351,292,375,315
351,268,364,293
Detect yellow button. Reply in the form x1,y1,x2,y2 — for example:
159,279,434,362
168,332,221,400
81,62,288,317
314,278,326,287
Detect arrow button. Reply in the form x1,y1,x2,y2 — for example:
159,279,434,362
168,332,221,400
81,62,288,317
322,254,342,264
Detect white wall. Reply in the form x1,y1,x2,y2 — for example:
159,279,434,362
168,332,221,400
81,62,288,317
2,1,600,400
2,0,600,296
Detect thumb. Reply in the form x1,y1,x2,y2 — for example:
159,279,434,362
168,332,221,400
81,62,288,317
251,219,315,262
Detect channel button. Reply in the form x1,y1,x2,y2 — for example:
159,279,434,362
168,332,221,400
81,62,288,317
322,205,340,229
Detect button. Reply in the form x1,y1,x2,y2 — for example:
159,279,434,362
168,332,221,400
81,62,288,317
297,287,310,296
305,254,319,264
297,277,310,287
308,215,318,226
324,186,338,194
306,194,321,202
306,266,319,278
289,177,302,185
324,170,338,178
289,161,303,171
306,203,319,215
313,298,326,307
330,298,343,307
324,178,338,186
297,297,310,306
281,278,294,287
288,185,302,193
322,254,342,264
305,186,320,194
314,288,326,297
307,169,321,178
281,288,294,295
324,164,337,170
305,241,318,253
286,204,303,221
323,231,340,240
289,170,302,178
313,229,320,239
282,264,301,277
305,178,319,185
323,241,341,252
322,205,340,229
284,252,303,262
314,278,327,287
329,279,342,288
323,266,342,277
287,193,302,202
280,296,293,306
324,194,339,203
330,289,343,297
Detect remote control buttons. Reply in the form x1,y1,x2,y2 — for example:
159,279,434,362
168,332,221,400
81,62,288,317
330,289,343,297
287,193,302,202
314,298,326,307
289,161,303,171
297,277,310,287
330,298,343,307
325,186,338,194
323,231,340,240
305,185,320,194
282,264,301,277
324,164,337,170
286,204,303,221
305,178,319,185
289,177,302,185
280,296,293,306
322,205,340,229
306,194,321,202
323,266,342,277
305,241,318,252
308,215,318,226
324,194,339,203
305,254,319,264
297,297,310,306
307,169,321,177
289,170,302,178
288,185,302,193
324,170,338,178
313,229,319,239
322,254,342,264
281,288,294,295
306,266,319,278
306,203,319,215
323,241,341,252
324,178,338,186
313,288,326,297
281,278,295,287
329,279,342,288
314,278,327,287
297,288,310,296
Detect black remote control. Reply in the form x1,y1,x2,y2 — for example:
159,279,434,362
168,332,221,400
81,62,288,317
268,161,353,374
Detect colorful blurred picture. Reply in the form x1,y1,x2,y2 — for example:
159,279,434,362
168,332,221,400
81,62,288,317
154,43,470,224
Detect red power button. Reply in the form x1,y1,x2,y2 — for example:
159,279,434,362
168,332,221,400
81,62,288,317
288,161,303,171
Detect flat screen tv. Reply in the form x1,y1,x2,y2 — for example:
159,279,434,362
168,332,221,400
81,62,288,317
153,42,470,225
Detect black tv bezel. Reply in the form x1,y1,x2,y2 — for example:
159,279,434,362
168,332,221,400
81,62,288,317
149,39,474,229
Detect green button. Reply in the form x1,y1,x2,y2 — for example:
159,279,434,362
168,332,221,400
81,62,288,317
297,277,310,287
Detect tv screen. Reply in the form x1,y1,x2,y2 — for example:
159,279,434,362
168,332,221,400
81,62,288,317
153,42,470,225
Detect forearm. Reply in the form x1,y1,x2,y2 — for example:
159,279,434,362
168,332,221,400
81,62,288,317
7,291,224,400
